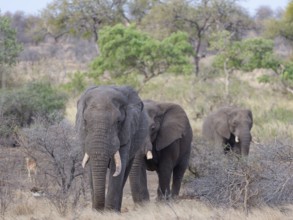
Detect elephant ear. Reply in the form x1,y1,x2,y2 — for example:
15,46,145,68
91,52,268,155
155,103,189,151
214,111,231,140
75,86,97,152
117,86,144,146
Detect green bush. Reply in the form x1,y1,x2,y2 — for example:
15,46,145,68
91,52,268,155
282,62,293,83
62,71,87,95
240,38,280,72
212,36,281,73
0,82,67,137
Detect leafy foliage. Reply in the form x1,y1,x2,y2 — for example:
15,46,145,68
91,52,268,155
264,0,293,41
211,32,280,72
90,24,193,85
0,13,23,88
0,13,22,66
240,38,280,72
62,71,87,95
41,0,133,43
281,61,293,87
0,82,67,137
140,0,252,74
282,62,293,81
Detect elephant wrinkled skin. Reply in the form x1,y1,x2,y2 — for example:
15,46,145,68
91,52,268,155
129,100,193,202
202,106,253,156
76,85,150,212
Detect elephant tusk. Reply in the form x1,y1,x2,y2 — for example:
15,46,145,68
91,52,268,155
113,151,122,177
235,136,239,143
146,150,153,160
82,153,90,168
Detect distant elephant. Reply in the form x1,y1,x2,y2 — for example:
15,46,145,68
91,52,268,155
202,106,253,156
76,85,151,211
129,100,193,202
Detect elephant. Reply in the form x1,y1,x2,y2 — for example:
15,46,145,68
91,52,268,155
75,85,152,211
129,100,193,202
202,106,253,156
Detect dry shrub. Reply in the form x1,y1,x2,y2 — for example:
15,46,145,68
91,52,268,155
13,203,34,216
17,117,85,216
186,137,293,212
0,148,24,219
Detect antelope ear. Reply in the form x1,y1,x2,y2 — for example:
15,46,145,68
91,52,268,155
155,103,189,151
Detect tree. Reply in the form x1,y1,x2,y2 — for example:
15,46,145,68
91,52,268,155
140,0,252,75
264,1,293,41
40,0,138,51
0,13,22,89
90,24,193,87
127,0,160,23
210,31,280,97
255,5,274,21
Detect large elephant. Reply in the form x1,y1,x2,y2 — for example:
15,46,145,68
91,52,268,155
129,100,193,202
202,106,253,156
75,85,151,211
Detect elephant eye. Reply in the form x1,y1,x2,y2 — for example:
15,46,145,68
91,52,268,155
117,118,123,126
154,115,162,122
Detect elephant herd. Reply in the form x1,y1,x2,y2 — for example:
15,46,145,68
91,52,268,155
76,85,253,212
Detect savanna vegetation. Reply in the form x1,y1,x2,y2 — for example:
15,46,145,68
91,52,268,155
0,0,293,219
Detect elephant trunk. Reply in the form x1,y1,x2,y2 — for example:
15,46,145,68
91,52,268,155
129,154,150,203
86,122,121,210
90,151,108,210
239,128,252,156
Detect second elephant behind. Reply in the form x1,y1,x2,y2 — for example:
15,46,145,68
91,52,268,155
129,100,193,202
202,106,253,156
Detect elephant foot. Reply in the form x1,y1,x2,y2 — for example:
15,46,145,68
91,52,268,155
157,189,171,201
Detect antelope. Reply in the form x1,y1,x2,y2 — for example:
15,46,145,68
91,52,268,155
25,157,37,181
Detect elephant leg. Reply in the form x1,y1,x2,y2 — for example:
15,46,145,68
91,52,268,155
171,159,188,198
172,137,190,198
117,158,135,209
157,167,172,200
157,140,181,200
129,154,150,203
105,148,128,211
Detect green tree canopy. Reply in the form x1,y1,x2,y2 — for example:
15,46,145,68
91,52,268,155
0,13,23,88
40,0,158,45
140,0,252,75
264,1,293,41
90,24,193,85
211,31,280,72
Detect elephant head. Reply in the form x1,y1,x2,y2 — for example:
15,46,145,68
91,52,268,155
143,100,189,151
75,85,147,210
202,107,253,156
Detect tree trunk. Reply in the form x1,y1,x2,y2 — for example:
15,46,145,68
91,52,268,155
224,59,232,100
1,66,6,90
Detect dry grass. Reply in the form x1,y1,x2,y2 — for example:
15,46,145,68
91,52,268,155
4,195,293,220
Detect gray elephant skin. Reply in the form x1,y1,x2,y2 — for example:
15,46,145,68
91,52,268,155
202,106,253,156
129,100,193,202
76,85,150,211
